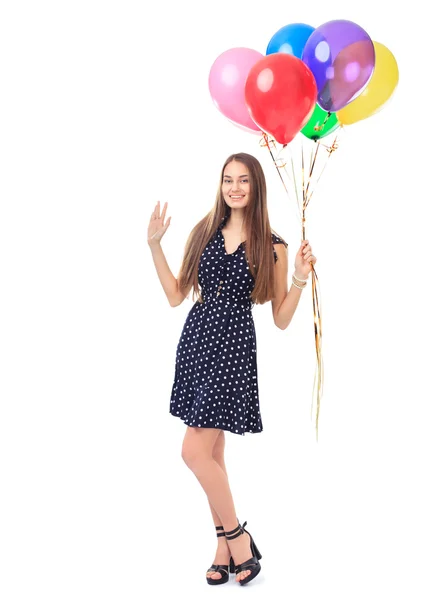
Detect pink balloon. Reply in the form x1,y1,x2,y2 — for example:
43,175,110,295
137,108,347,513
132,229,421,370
209,47,264,133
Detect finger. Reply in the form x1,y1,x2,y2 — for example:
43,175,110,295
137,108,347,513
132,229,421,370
161,202,168,222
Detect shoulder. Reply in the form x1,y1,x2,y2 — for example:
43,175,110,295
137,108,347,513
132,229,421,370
271,231,288,263
271,231,288,247
273,242,288,262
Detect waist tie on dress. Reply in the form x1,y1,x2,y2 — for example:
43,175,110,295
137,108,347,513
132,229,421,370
200,295,253,311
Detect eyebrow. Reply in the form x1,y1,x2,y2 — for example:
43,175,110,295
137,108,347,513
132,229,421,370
223,174,249,178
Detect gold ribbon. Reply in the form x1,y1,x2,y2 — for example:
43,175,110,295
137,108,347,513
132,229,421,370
260,132,340,440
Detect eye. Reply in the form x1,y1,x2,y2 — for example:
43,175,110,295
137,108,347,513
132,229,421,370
223,179,232,184
241,179,249,183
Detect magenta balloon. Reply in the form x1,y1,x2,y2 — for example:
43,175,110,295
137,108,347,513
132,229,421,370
302,20,375,112
209,47,263,132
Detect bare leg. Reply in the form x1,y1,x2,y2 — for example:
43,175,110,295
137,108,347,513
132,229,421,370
205,431,231,580
208,430,228,524
181,426,254,582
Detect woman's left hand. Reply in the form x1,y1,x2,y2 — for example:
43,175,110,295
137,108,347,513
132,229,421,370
294,240,317,280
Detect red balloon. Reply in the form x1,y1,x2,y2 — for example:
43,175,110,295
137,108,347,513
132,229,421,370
245,53,317,145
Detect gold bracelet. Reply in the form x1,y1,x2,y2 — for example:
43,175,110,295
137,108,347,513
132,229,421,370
293,272,308,283
292,281,305,290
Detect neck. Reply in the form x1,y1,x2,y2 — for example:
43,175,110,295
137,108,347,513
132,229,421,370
227,208,246,229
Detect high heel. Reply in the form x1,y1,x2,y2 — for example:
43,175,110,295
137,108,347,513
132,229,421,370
225,521,262,586
206,525,233,585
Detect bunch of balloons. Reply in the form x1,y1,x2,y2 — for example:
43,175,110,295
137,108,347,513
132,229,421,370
208,19,399,145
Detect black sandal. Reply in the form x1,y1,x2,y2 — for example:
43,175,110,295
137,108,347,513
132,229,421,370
206,525,235,585
225,521,262,586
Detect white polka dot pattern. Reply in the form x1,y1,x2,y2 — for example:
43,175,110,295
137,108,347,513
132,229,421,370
169,212,286,435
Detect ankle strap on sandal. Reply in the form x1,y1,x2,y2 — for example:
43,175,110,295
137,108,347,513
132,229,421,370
215,525,225,538
225,521,247,541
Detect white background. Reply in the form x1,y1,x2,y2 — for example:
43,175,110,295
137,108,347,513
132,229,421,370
1,0,434,598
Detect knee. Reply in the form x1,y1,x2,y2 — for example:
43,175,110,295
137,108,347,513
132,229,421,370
181,441,205,472
212,435,225,463
181,441,196,470
212,444,224,464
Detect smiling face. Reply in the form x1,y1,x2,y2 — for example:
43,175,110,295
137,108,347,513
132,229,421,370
221,160,251,209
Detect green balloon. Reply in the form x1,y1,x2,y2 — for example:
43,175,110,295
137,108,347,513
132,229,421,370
301,104,339,141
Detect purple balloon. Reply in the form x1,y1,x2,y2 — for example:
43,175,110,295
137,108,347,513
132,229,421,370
302,20,375,112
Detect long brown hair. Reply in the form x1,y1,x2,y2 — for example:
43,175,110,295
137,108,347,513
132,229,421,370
177,152,287,305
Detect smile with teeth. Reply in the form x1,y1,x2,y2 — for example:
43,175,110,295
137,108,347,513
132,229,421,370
230,195,244,199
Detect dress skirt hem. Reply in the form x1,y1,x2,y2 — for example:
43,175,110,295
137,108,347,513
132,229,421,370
169,409,263,436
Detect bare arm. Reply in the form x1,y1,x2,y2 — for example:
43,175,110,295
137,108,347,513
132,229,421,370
147,201,192,308
271,243,304,330
271,240,315,330
148,242,191,307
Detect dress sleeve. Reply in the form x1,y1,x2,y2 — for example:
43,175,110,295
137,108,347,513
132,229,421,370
271,232,288,263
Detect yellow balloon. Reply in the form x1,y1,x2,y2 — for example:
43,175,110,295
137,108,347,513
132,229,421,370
337,41,399,125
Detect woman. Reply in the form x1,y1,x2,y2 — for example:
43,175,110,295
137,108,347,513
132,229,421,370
147,153,316,586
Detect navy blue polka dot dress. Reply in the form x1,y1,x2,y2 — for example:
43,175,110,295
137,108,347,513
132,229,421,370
169,212,288,435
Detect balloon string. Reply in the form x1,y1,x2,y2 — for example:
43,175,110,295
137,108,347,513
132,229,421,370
301,139,310,240
289,146,302,221
276,132,339,439
305,134,340,208
312,111,332,139
300,140,323,440
302,130,339,438
260,134,301,221
310,263,324,442
304,140,320,203
321,111,332,130
261,134,326,440
260,133,290,196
